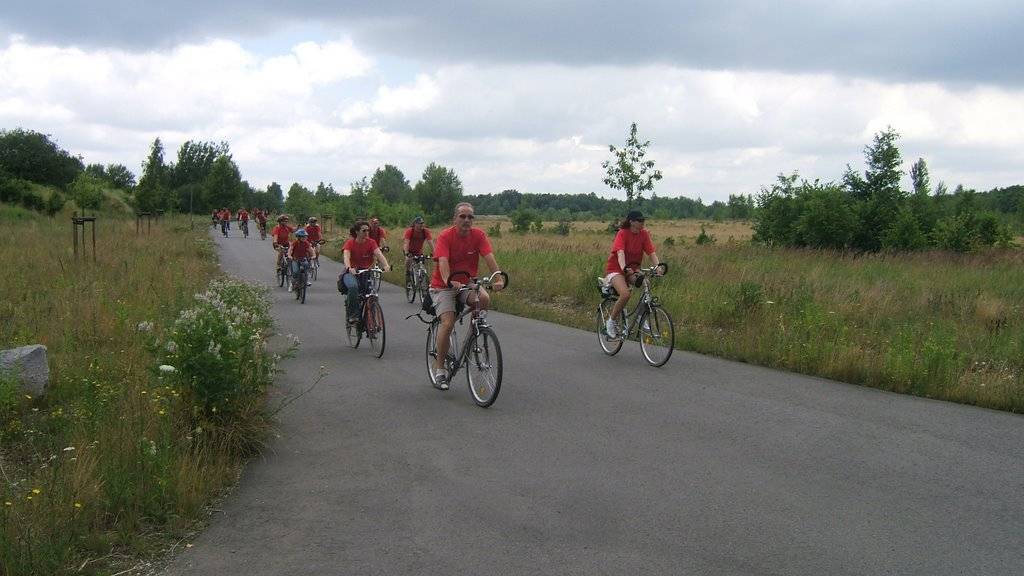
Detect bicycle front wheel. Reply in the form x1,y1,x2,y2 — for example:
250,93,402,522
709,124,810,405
278,265,286,288
597,299,625,356
466,327,502,407
367,300,385,358
405,271,416,303
639,306,675,367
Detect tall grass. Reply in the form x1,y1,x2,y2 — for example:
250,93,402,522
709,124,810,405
381,220,1023,413
0,212,275,575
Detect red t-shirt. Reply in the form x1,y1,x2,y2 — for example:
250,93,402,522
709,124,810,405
305,224,322,243
605,228,655,274
343,238,379,270
290,239,313,260
430,227,493,289
238,210,249,221
255,211,267,223
219,210,231,221
368,226,387,245
272,224,294,245
403,226,432,254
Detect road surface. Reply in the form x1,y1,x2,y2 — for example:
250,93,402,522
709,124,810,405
164,229,1024,575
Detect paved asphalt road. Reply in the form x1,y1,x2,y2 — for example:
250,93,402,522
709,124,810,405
164,229,1024,576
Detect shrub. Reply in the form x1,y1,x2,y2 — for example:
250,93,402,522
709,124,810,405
45,190,66,216
663,236,675,247
19,189,45,212
696,225,715,245
554,219,571,236
159,278,275,424
487,221,502,237
510,208,537,233
70,173,105,210
531,219,544,233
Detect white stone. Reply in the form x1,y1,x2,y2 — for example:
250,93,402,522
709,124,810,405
0,345,50,397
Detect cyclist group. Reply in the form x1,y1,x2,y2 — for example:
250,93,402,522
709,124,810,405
255,202,665,395
214,207,271,238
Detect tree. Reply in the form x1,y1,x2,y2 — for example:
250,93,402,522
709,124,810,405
0,128,83,188
136,137,169,212
910,158,930,196
70,173,106,210
266,182,284,212
202,155,242,210
602,122,662,209
314,181,339,204
106,164,136,191
284,182,317,221
414,163,463,222
171,140,228,188
370,164,413,204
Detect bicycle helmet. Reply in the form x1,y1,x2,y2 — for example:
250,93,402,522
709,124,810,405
295,228,308,238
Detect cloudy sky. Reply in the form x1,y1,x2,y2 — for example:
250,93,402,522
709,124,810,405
1,1,1022,202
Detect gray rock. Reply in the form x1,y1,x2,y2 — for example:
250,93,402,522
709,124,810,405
0,345,49,397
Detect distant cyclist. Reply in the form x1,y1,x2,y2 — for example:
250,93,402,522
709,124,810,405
288,228,314,291
305,217,323,260
368,217,388,252
255,208,268,236
402,215,433,273
429,202,504,389
603,210,662,339
341,220,391,324
237,207,250,236
218,207,232,236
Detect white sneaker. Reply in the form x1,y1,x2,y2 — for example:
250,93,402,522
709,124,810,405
605,318,618,339
432,369,449,390
287,283,293,292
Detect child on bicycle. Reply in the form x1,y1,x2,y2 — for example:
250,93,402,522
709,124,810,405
603,210,662,339
288,228,314,291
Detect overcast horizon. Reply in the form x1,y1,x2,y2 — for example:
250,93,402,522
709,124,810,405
1,1,1022,201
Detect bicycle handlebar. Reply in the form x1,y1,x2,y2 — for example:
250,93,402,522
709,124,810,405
451,270,509,291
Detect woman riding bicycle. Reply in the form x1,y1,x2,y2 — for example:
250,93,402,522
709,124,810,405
341,220,391,324
604,210,662,339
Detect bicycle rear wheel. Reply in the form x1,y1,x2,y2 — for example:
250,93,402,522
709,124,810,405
466,327,502,407
366,299,385,358
639,306,675,367
425,321,457,386
597,299,625,355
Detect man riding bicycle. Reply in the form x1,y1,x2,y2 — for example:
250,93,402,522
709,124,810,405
368,217,388,251
403,215,433,273
341,219,391,324
237,207,250,236
429,202,504,389
271,214,295,270
305,217,323,260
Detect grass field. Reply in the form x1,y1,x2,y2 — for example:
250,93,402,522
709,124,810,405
0,211,274,575
340,218,1023,413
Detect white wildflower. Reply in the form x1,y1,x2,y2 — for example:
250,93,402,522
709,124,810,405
136,321,154,333
158,365,177,373
165,340,178,354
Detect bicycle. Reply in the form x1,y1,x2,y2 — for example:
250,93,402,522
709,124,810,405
346,267,386,358
258,220,267,240
405,254,430,304
275,246,289,288
596,263,674,367
220,219,229,238
310,240,325,282
292,258,310,303
409,271,508,408
240,219,249,238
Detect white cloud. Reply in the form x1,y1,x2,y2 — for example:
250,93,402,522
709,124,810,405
1,34,1022,201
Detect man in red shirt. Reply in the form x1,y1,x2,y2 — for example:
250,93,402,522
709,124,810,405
305,217,323,260
271,215,294,270
429,202,504,389
368,217,388,251
402,215,433,275
237,207,250,237
255,208,268,238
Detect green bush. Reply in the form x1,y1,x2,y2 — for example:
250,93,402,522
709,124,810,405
44,190,66,216
159,278,275,423
70,173,105,210
554,220,571,236
19,189,45,212
696,225,715,245
510,208,537,233
487,221,502,237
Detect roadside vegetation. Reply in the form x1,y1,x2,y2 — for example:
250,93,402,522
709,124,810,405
0,211,278,575
385,219,1020,413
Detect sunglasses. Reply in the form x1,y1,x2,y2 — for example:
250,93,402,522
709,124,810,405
359,228,370,232
458,214,475,220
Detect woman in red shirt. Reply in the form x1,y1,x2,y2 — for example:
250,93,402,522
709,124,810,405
341,220,391,323
305,217,323,260
604,210,662,339
271,215,294,270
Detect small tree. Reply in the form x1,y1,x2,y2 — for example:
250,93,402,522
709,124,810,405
602,122,662,209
